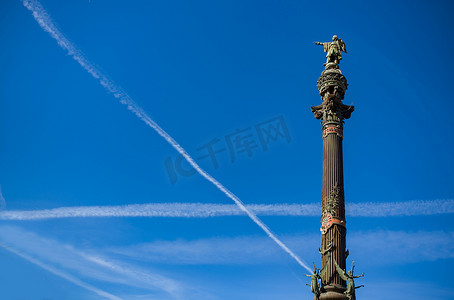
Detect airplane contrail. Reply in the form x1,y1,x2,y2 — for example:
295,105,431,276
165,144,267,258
348,199,454,217
0,243,123,300
22,0,312,272
1,199,452,221
0,203,317,220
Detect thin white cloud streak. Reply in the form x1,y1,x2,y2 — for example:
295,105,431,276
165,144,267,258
1,199,452,221
77,253,183,298
108,230,454,266
0,226,187,299
22,0,311,272
0,203,316,220
0,185,5,209
0,243,123,300
348,199,454,216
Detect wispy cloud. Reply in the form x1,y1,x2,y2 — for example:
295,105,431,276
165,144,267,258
352,230,454,263
0,225,196,299
107,230,454,266
109,235,316,266
22,0,311,272
0,185,6,209
1,199,452,221
360,280,454,300
0,244,123,300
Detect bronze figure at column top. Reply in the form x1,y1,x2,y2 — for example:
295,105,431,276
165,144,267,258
314,35,347,66
311,35,354,124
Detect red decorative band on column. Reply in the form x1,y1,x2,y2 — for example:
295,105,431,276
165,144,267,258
320,212,346,234
323,126,343,138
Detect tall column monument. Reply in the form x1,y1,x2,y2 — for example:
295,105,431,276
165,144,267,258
307,35,363,300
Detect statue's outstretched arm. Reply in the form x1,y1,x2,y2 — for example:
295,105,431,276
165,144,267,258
314,42,323,45
353,273,365,278
354,285,365,290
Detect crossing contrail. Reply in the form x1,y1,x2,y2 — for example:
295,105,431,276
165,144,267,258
22,0,312,272
1,199,453,221
0,243,123,300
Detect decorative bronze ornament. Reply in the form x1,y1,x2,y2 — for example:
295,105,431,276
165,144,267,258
320,213,346,234
323,126,343,139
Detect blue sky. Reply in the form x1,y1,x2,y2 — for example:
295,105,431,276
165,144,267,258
1,0,454,299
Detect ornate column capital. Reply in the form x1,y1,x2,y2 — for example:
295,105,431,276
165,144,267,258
311,64,354,130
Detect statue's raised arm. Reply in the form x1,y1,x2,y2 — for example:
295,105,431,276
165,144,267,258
314,35,347,65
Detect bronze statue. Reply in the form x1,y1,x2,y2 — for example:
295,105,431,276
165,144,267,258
314,35,347,65
304,258,329,300
334,259,364,300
